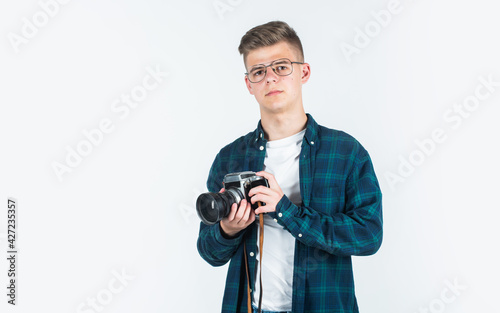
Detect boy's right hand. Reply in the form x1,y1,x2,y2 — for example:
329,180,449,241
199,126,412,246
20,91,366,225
219,188,256,238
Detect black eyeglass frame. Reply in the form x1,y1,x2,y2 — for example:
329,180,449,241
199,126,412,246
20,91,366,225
245,58,305,83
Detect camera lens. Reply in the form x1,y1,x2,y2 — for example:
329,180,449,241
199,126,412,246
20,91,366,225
196,189,242,225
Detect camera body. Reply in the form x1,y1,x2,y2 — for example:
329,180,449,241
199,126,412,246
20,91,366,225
196,171,269,225
223,171,269,209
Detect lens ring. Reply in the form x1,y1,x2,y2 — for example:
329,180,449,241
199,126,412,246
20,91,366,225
196,193,223,225
196,189,243,225
226,189,243,205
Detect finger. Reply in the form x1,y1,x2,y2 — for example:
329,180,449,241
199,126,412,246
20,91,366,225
240,202,253,224
252,197,265,214
250,193,275,205
234,199,247,222
226,202,238,222
255,206,274,215
255,172,284,199
255,171,277,188
248,185,274,197
219,187,225,193
254,199,276,214
247,209,256,224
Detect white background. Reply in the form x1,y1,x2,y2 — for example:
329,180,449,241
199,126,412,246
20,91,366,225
1,0,499,312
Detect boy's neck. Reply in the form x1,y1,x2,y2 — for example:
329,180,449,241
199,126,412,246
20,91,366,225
260,109,308,141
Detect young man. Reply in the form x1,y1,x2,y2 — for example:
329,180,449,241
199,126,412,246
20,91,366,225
197,21,383,313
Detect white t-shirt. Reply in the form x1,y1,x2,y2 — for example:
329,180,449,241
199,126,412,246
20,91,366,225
253,129,305,311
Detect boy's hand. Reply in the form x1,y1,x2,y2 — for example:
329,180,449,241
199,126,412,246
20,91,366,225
219,188,256,237
249,171,284,215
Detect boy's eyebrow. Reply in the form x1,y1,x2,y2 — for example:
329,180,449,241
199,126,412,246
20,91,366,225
249,64,265,69
249,58,288,70
248,63,266,70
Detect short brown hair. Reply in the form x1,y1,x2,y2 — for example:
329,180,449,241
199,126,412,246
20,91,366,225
238,21,304,65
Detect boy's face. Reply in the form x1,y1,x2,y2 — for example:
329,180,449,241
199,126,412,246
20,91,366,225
244,41,310,116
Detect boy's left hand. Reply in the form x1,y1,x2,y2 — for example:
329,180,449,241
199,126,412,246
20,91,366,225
249,171,284,214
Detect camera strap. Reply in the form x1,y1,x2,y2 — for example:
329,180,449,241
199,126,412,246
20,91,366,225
244,210,265,313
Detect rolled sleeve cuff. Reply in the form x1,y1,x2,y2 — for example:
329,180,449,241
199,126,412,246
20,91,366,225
215,223,244,247
275,195,299,226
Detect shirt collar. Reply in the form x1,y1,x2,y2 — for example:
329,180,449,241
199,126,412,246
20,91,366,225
254,113,319,146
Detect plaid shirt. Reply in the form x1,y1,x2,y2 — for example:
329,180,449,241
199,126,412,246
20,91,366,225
197,114,383,313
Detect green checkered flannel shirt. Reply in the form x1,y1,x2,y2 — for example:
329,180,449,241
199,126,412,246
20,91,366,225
197,114,383,313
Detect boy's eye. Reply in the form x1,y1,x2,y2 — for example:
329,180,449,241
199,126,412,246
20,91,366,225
252,68,265,76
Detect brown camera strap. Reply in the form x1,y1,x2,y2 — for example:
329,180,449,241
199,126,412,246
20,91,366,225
244,210,264,313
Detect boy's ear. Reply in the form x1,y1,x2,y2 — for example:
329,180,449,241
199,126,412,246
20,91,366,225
245,75,254,95
300,63,311,84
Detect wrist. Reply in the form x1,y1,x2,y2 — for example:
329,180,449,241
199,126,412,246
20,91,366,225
219,222,238,239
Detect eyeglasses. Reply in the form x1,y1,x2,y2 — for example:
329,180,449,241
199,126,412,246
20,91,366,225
245,58,304,83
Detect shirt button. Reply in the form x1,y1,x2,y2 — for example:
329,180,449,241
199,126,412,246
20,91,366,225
311,141,315,145
273,218,278,222
259,146,264,151
298,233,303,237
278,213,283,218
250,252,255,257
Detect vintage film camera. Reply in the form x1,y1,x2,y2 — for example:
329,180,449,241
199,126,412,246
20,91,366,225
196,171,269,225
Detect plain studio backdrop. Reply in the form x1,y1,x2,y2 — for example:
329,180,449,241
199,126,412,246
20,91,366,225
1,0,499,312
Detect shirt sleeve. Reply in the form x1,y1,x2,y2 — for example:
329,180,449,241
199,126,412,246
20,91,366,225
275,146,383,257
196,152,246,266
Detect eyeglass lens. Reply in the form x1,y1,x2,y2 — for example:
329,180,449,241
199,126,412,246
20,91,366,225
248,59,293,83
